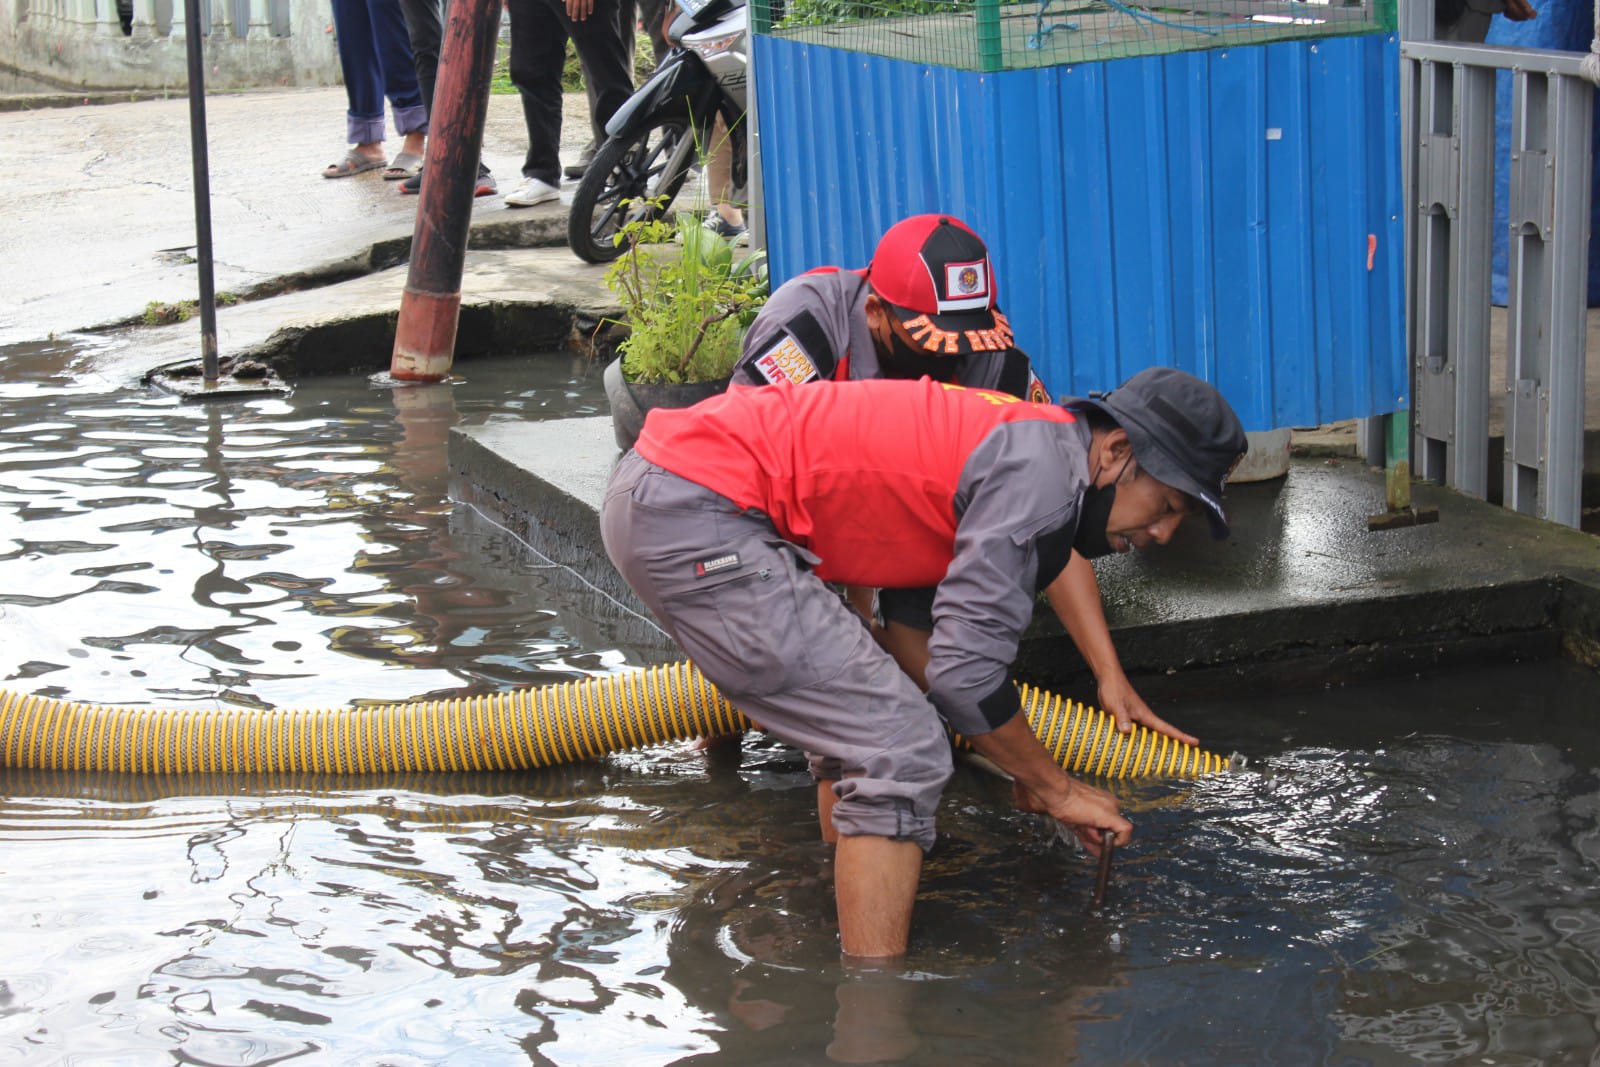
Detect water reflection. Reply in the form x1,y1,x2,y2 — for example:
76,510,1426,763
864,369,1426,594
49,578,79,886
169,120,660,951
0,345,614,709
3,659,1600,1063
5,341,1600,1063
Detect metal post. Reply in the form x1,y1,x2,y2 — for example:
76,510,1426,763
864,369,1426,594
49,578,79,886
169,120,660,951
1503,69,1591,527
1385,408,1412,511
1412,58,1493,499
182,0,219,383
745,15,765,254
390,0,502,382
975,0,1002,73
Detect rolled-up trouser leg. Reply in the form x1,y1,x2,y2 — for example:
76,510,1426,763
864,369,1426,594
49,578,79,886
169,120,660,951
602,453,954,851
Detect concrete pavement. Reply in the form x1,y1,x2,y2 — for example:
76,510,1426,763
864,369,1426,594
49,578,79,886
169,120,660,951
449,413,1600,687
0,86,610,353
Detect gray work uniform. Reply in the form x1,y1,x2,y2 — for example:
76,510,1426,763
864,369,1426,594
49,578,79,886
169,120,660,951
733,267,1054,631
734,269,1049,399
601,391,1092,851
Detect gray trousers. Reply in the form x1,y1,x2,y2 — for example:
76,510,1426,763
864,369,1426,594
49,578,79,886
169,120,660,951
601,452,953,850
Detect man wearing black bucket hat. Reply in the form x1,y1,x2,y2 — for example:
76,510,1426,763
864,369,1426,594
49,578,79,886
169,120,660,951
1063,366,1250,551
603,367,1247,959
731,216,1181,758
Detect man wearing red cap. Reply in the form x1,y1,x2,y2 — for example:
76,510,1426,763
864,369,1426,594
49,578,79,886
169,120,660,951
732,215,1186,780
736,214,1049,397
603,369,1248,958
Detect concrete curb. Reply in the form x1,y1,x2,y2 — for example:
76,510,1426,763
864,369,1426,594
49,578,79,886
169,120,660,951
448,417,1600,695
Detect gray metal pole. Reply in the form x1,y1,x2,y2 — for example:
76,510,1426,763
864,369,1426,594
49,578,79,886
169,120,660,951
182,0,219,383
745,17,765,254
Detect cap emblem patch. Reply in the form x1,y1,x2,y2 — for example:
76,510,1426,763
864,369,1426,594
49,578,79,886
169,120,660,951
940,260,990,310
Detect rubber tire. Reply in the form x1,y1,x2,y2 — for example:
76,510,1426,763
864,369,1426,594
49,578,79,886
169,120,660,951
568,116,697,264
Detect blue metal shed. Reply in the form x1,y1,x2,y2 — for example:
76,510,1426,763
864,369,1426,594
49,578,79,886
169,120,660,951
752,32,1407,431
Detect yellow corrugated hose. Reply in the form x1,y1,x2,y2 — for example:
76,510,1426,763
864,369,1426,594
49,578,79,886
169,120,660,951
0,661,1232,778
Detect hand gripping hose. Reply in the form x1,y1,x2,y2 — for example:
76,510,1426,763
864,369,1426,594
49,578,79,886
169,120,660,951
0,661,1234,778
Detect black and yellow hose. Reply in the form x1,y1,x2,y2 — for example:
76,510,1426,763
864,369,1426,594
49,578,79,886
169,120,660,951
0,661,1232,778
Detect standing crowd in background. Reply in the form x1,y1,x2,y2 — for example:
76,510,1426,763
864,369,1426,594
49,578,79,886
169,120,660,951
319,0,747,241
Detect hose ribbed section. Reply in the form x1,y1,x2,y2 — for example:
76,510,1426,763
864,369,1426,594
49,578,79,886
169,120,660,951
951,682,1233,778
0,663,1231,778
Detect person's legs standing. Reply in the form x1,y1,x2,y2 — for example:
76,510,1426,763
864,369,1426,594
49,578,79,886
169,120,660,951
396,0,442,120
703,114,746,239
505,0,568,201
568,0,636,179
395,0,496,193
326,0,389,175
601,454,953,959
638,0,669,68
568,0,634,138
369,0,427,154
392,0,441,175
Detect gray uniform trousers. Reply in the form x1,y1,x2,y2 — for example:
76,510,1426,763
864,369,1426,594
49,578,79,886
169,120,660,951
601,451,954,851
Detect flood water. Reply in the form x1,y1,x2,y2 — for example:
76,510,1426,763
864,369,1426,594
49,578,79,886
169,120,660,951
4,339,1600,1064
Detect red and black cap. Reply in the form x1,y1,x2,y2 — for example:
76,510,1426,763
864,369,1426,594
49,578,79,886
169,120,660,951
865,214,1015,356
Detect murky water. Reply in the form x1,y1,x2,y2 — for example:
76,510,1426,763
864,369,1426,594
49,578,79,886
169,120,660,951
4,339,1600,1064
0,337,620,711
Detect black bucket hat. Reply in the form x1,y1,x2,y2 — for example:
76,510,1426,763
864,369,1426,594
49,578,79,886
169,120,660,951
1068,367,1248,538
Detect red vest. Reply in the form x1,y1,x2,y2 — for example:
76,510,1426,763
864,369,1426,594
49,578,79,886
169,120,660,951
634,378,1075,587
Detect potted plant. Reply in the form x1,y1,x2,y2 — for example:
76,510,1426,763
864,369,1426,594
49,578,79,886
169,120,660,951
601,205,769,450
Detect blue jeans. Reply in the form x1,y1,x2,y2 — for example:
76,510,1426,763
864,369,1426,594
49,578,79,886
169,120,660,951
332,0,428,144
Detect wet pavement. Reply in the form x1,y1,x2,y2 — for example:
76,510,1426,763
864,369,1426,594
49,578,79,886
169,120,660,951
0,87,607,352
451,416,1600,699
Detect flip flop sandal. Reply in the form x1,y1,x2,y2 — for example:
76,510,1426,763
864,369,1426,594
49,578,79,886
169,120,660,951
383,151,423,180
323,150,387,179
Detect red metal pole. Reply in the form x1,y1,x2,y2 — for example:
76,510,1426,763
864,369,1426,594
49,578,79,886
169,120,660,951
390,0,503,381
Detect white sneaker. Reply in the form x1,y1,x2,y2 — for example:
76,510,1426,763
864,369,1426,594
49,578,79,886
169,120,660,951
504,176,560,208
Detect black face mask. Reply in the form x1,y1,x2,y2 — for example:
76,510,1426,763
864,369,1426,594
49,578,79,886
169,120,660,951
877,328,959,382
1073,457,1134,560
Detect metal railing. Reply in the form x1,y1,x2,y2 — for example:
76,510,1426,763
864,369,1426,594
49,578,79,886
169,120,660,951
17,0,290,39
1401,1,1593,527
4,0,338,90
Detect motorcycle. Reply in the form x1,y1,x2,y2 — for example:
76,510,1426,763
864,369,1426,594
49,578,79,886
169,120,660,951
566,0,749,264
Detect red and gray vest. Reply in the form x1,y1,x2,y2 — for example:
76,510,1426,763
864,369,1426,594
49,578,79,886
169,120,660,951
635,378,1092,734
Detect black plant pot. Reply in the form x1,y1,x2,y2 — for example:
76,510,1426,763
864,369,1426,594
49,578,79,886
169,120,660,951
603,357,731,451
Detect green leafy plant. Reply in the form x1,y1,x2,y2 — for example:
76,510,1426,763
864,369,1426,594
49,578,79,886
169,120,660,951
603,206,768,385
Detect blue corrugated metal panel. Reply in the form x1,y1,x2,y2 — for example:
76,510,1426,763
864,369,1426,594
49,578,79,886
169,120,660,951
751,33,1407,430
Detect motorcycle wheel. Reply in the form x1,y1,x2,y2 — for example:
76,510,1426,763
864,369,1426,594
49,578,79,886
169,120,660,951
568,116,696,265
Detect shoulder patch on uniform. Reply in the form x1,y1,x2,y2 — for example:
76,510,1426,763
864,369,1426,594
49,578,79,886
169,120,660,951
1027,371,1051,405
747,332,822,385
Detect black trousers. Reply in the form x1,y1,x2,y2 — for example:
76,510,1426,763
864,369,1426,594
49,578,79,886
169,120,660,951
395,0,443,126
579,0,668,146
507,0,634,185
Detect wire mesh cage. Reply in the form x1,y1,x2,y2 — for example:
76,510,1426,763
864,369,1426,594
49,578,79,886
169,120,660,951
750,0,1395,71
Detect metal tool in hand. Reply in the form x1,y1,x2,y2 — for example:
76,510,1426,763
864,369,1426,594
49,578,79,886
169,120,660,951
1091,828,1115,911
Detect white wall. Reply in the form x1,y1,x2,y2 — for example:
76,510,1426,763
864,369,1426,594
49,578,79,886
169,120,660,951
1,0,342,91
